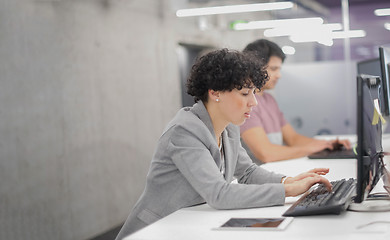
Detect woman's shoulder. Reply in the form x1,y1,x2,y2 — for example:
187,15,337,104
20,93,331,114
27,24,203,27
175,107,205,127
162,107,212,140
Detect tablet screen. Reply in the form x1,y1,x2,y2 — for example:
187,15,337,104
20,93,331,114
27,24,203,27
217,217,292,230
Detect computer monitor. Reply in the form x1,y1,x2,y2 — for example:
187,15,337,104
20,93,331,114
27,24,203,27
357,58,381,77
379,46,390,116
354,75,384,204
357,58,386,116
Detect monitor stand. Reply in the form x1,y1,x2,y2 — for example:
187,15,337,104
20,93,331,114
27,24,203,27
348,193,390,212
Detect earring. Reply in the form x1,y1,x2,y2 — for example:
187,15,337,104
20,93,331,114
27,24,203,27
216,99,219,102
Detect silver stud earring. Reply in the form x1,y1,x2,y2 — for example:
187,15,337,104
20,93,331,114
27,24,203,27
216,99,219,102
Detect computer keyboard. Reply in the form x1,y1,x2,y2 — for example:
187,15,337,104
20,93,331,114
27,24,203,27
283,178,356,217
308,148,356,159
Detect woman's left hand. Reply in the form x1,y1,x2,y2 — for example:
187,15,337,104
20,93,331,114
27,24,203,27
283,168,332,197
284,168,330,184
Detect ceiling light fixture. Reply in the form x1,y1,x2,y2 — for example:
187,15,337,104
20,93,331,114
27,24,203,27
289,30,365,46
385,23,390,31
290,30,333,46
233,17,324,30
264,23,342,37
374,8,390,16
176,2,294,17
282,46,296,55
332,30,366,39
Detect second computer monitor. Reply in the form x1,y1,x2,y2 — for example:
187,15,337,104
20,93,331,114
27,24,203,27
355,74,384,203
379,46,390,116
357,58,381,77
357,46,390,117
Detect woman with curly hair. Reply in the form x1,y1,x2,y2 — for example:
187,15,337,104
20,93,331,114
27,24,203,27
116,49,332,239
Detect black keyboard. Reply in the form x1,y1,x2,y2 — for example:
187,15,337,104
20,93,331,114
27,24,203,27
308,149,356,159
283,178,356,216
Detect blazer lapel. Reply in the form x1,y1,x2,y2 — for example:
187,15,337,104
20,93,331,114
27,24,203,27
190,101,239,181
190,101,222,168
190,101,216,138
222,129,237,182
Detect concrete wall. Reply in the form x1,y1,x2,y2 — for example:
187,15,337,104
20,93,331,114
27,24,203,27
0,0,181,239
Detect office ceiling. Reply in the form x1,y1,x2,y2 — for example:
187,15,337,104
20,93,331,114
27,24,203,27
311,0,390,60
314,0,389,8
185,0,390,61
188,0,389,7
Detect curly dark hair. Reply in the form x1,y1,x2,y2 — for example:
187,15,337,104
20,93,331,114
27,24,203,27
186,48,268,103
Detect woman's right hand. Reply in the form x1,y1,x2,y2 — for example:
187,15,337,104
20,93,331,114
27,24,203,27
283,169,332,197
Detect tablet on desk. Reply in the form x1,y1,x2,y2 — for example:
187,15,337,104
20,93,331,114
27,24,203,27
215,217,293,231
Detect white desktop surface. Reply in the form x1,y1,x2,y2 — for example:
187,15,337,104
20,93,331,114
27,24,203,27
124,135,390,240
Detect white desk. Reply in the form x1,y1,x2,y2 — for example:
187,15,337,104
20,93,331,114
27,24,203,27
125,136,390,240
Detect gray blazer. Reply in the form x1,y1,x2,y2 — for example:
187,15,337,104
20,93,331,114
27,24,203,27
116,101,286,240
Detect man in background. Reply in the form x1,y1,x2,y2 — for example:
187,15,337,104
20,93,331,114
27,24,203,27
240,39,350,164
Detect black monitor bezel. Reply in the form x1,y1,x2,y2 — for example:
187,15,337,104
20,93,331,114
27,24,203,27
357,58,380,75
379,46,390,116
355,74,384,203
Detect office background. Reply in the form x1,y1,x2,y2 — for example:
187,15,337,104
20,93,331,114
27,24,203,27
1,0,389,239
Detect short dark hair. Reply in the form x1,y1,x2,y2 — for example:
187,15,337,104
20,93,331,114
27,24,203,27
186,48,268,103
243,39,286,64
